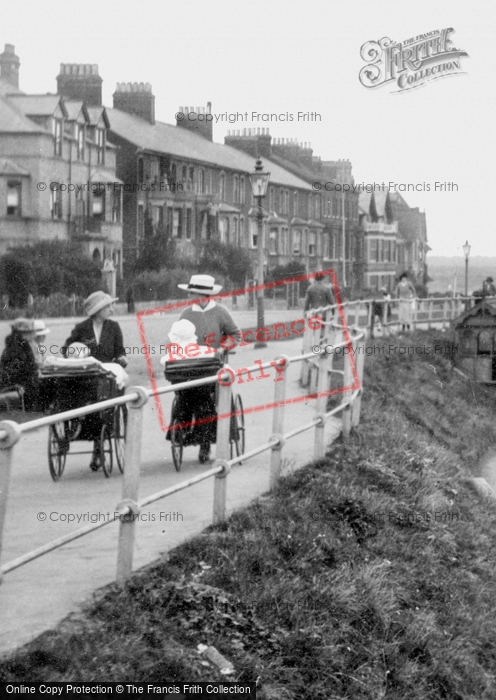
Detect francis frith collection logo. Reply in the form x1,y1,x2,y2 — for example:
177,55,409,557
359,28,468,92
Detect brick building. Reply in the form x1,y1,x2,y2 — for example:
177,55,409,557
0,47,123,268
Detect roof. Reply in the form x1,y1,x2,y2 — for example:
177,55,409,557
0,157,30,176
64,100,89,122
0,95,46,133
90,168,123,185
453,299,496,326
8,94,67,118
107,108,312,190
86,106,110,129
358,191,372,214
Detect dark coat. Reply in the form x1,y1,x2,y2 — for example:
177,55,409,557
62,318,125,363
0,330,39,410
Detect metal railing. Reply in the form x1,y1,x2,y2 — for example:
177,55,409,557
0,310,366,587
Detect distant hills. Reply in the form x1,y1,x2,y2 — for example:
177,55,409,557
427,256,496,294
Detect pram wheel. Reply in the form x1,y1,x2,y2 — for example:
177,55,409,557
114,405,126,473
48,422,68,482
170,397,183,471
99,423,113,478
230,394,245,460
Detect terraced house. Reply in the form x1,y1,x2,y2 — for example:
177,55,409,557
0,46,123,268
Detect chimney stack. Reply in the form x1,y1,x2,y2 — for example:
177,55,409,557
57,63,102,106
0,44,20,89
113,82,155,124
176,103,213,141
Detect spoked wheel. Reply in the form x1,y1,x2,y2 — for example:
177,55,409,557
170,397,183,472
48,421,69,482
230,394,246,461
113,405,127,474
99,423,113,478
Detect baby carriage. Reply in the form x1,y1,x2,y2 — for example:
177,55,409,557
41,362,127,481
164,353,245,471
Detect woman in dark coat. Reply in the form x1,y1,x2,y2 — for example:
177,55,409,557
62,291,127,470
62,291,127,365
0,318,39,411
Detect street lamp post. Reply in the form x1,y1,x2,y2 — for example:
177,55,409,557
249,158,270,349
462,240,471,298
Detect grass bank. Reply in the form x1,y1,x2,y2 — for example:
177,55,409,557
2,330,496,699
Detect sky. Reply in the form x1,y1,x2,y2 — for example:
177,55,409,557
3,0,495,258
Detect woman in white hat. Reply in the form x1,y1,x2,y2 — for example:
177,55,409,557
176,275,240,463
62,291,127,367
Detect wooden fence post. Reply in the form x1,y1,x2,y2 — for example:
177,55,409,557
116,387,149,584
352,336,366,428
270,355,288,489
314,349,329,459
341,337,355,439
0,421,22,583
213,370,232,525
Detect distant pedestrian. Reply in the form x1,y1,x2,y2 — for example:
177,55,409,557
126,286,136,313
304,273,334,313
483,277,496,296
395,273,416,333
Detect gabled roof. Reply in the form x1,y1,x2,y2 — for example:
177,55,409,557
107,108,312,190
0,157,30,176
0,95,46,133
358,191,372,215
86,106,110,129
269,152,318,184
453,299,496,326
64,100,89,123
8,94,68,118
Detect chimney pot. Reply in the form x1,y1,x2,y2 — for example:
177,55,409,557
207,101,211,113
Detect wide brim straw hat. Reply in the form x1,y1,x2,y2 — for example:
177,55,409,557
178,274,222,295
83,291,118,317
168,319,198,345
11,318,34,333
34,319,50,336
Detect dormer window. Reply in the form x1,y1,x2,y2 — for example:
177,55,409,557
52,118,62,156
7,182,21,216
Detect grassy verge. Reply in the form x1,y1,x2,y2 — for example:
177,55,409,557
2,330,496,698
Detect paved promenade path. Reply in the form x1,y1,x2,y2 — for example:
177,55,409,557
0,311,342,655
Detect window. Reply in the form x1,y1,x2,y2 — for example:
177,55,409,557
240,216,244,246
308,195,313,220
219,172,226,200
269,187,275,211
92,189,105,219
323,233,330,259
250,220,258,248
293,230,301,255
173,209,182,238
151,205,161,229
50,187,62,219
52,119,62,156
369,239,378,262
138,205,144,240
138,158,144,184
233,175,239,204
199,169,205,194
233,218,238,245
186,209,192,239
269,229,277,255
77,124,85,160
182,165,187,183
478,330,492,355
309,231,316,256
293,191,298,216
188,167,194,189
239,176,245,204
7,182,21,216
151,160,160,181
219,217,229,243
96,128,105,165
112,190,121,223
279,188,284,214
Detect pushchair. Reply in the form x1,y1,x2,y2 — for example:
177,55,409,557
41,362,127,481
164,353,245,471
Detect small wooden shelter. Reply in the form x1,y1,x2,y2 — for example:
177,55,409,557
453,298,496,383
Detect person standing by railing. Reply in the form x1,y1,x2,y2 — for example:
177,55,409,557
304,272,335,313
395,273,417,334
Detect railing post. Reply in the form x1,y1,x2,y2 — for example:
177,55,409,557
314,348,329,459
301,311,311,387
0,421,22,583
367,302,373,338
341,337,355,439
427,299,433,330
352,335,366,428
443,299,448,329
116,387,149,584
213,370,232,525
354,301,360,329
270,355,288,489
